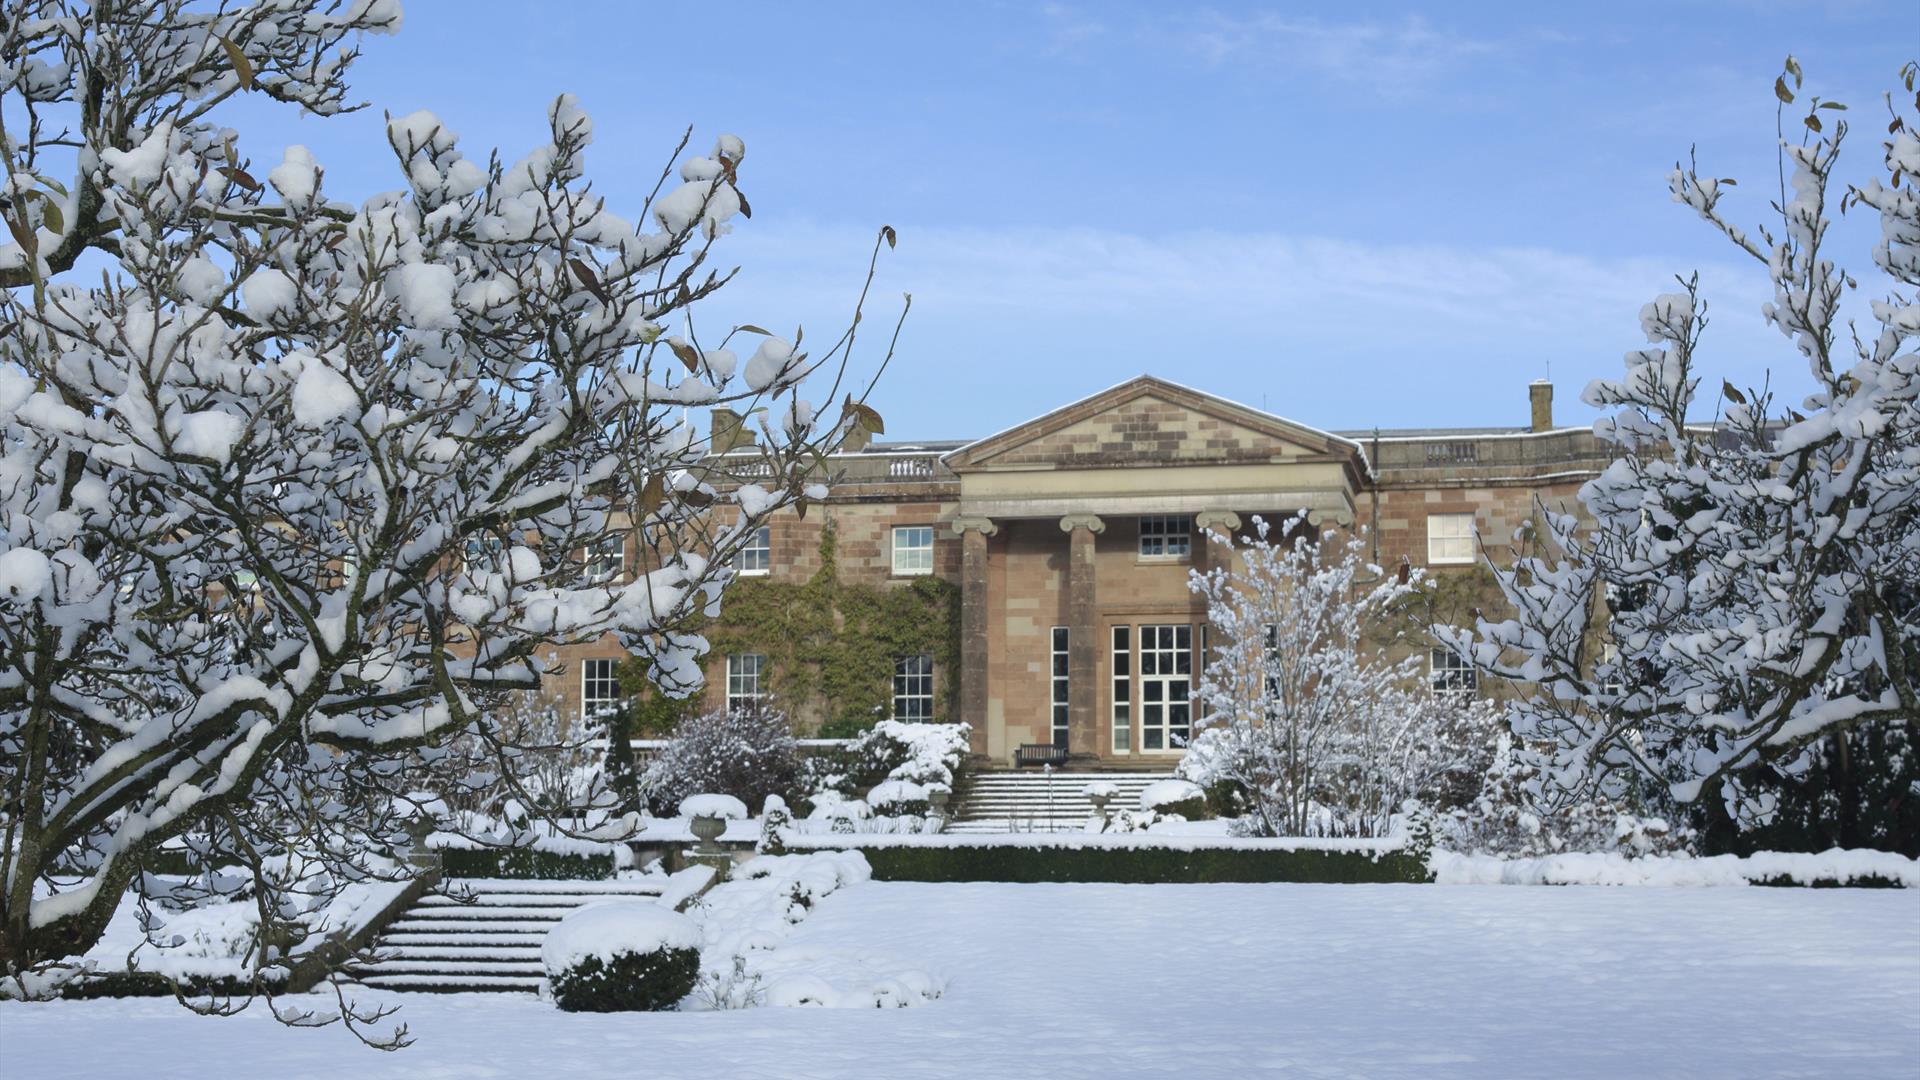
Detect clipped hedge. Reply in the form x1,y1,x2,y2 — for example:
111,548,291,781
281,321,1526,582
1749,873,1906,889
852,843,1429,884
438,846,614,880
549,946,700,1013
60,971,269,999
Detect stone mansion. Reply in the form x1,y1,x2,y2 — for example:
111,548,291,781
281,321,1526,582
549,375,1614,768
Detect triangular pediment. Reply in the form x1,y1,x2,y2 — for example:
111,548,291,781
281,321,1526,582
943,376,1362,473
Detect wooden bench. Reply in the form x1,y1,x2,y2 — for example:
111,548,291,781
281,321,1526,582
1014,743,1069,768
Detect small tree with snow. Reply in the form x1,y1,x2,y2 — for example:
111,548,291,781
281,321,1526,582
639,706,803,815
1439,59,1918,833
1186,514,1491,838
0,0,902,1018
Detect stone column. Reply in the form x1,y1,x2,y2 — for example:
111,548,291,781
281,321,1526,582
1190,511,1241,700
950,516,997,755
1058,514,1105,761
1192,510,1241,580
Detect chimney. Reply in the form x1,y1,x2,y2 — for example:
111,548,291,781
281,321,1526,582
710,407,754,453
839,421,872,454
1529,380,1553,433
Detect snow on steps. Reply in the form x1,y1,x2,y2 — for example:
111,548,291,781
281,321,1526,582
345,878,665,994
948,772,1174,834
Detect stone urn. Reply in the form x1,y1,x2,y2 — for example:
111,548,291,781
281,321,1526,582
404,810,440,870
689,812,727,856
927,788,951,833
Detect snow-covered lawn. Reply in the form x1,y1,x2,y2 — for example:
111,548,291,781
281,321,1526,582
4,882,1915,1079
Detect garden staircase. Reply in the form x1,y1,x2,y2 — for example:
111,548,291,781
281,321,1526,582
344,878,665,993
947,771,1174,833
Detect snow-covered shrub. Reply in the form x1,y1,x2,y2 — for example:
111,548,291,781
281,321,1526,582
866,779,932,816
1138,779,1206,819
1443,735,1692,858
807,721,970,804
641,707,802,815
758,795,795,854
805,791,871,823
543,903,702,1012
695,955,766,1010
1188,515,1498,838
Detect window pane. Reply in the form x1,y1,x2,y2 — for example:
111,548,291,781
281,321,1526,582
892,526,935,574
1427,514,1476,564
736,525,771,574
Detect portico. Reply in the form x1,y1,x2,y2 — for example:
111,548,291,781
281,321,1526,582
939,377,1371,765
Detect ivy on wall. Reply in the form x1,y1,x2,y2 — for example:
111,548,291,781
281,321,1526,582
617,523,961,737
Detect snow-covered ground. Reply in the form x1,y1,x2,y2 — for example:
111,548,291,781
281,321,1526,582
4,882,1914,1079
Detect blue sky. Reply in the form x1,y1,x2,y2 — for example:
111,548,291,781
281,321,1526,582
227,1,1911,438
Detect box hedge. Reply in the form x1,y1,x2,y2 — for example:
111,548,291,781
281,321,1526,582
437,846,614,880
849,843,1429,884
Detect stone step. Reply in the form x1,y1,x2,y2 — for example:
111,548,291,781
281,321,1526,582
347,973,543,993
414,895,633,910
385,903,572,922
443,878,662,895
352,958,546,976
378,933,549,949
356,877,670,993
386,918,568,936
368,937,545,953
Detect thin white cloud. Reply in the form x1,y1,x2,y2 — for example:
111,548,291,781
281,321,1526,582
692,220,1808,434
1170,12,1504,86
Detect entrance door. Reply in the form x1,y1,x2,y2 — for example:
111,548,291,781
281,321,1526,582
1138,624,1192,752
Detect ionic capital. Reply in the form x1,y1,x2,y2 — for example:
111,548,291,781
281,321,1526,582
950,515,998,538
1305,507,1355,527
1193,509,1241,534
1058,514,1106,535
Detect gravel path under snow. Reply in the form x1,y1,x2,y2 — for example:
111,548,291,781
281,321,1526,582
3,882,1915,1079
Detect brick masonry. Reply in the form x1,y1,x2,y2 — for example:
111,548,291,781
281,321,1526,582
538,377,1613,765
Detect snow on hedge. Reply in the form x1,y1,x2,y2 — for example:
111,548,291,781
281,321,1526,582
781,833,1404,853
865,780,929,813
1431,848,1920,888
1139,778,1203,811
541,902,701,975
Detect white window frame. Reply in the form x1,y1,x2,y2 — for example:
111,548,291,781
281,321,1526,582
892,654,934,721
583,535,625,584
1050,627,1070,749
1138,623,1193,752
1429,647,1477,696
1110,625,1132,754
1138,515,1192,559
735,525,771,577
726,653,768,711
1426,513,1477,565
891,525,934,576
581,658,621,719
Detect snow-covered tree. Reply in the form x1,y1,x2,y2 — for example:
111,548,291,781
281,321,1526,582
0,0,903,1013
638,704,803,815
1184,514,1492,838
1440,59,1918,831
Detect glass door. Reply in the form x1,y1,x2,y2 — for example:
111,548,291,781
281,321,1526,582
1138,624,1191,752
